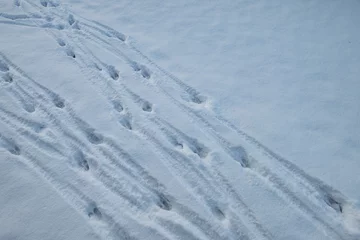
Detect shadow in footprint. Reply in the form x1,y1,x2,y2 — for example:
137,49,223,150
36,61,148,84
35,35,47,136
119,116,132,130
72,21,80,30
211,206,226,220
130,61,151,79
112,100,124,112
56,38,66,47
2,73,13,83
189,139,209,159
106,65,119,80
229,146,250,168
0,60,9,72
68,14,75,25
8,144,21,155
86,129,104,144
73,150,90,171
24,102,36,113
40,0,59,7
1,138,21,155
190,93,207,104
113,31,126,41
40,0,48,7
66,49,76,58
325,194,343,213
182,89,207,105
140,65,151,79
157,194,172,211
142,101,152,112
87,203,102,219
53,96,65,108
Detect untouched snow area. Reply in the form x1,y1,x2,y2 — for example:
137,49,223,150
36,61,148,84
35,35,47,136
1,0,359,239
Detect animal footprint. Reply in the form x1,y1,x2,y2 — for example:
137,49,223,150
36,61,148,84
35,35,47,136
56,38,66,47
157,194,172,211
52,96,65,108
119,115,132,130
0,136,21,155
2,73,13,83
85,129,104,144
87,203,102,219
112,100,124,112
68,14,75,26
130,61,151,79
229,146,250,168
66,48,76,58
40,0,59,7
0,60,9,72
73,150,90,171
142,101,152,112
106,65,119,80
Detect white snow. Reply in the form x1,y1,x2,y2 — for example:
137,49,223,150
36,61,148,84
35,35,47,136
0,0,359,239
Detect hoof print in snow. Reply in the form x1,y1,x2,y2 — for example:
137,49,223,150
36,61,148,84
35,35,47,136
140,66,151,79
119,116,132,130
74,150,90,171
68,14,75,26
142,101,152,112
113,31,126,41
106,65,119,80
130,61,141,72
66,49,76,58
167,135,183,149
8,143,21,155
211,206,225,220
24,103,36,113
190,93,206,104
0,60,9,72
112,100,124,112
72,21,80,30
86,130,104,144
56,38,66,47
325,195,343,213
40,0,48,7
40,0,58,7
53,96,65,108
88,205,102,219
190,140,209,159
157,194,172,211
229,146,250,168
2,73,13,83
56,24,65,30
130,61,151,79
186,89,207,104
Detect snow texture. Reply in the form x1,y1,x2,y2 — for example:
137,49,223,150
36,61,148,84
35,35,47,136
0,0,359,239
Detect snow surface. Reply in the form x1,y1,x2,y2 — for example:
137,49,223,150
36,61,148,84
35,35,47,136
1,0,359,239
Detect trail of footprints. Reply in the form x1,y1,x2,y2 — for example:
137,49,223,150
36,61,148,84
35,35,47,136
0,58,191,239
1,55,236,239
0,1,357,239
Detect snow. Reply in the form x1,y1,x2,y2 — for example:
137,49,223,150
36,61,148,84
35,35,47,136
1,0,359,239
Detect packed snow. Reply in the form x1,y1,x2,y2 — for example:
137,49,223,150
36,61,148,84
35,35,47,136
1,0,359,239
